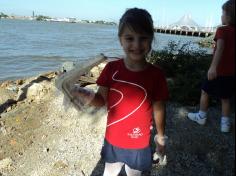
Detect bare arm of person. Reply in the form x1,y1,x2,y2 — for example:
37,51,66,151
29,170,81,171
153,101,166,154
90,86,108,107
71,85,108,107
208,39,224,80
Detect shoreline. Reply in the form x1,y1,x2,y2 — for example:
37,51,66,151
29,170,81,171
0,52,213,83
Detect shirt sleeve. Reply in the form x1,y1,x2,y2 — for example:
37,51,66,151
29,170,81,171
153,69,169,101
214,27,226,41
96,62,111,87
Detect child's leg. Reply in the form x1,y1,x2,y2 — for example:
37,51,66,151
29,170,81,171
199,90,209,112
124,164,142,176
188,90,209,125
103,162,124,176
221,98,231,117
221,98,231,132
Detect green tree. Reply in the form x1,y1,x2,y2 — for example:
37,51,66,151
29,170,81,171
0,12,8,18
36,15,50,21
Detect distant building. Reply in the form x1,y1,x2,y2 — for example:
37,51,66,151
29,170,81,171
68,18,76,23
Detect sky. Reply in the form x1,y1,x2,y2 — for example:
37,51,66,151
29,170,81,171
0,0,227,27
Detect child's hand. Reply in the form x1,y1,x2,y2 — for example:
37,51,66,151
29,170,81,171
154,135,167,155
156,143,165,155
70,85,95,106
207,66,217,80
153,135,168,165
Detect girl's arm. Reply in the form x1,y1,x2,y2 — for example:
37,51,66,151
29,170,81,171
208,39,225,80
153,100,166,154
90,86,108,107
71,85,108,107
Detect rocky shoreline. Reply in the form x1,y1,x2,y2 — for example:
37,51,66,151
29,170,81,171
0,62,235,176
198,34,214,48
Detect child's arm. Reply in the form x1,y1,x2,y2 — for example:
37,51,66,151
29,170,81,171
208,39,225,80
71,86,108,107
90,86,108,107
153,100,166,154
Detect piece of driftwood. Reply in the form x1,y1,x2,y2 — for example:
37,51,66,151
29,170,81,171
55,54,107,111
79,75,96,84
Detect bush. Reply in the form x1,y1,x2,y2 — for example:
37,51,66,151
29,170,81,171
36,15,51,21
148,41,212,105
0,12,8,18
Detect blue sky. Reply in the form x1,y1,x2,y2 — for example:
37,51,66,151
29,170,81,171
0,0,226,27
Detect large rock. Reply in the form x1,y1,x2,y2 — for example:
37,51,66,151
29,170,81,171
0,89,16,105
26,81,53,102
16,75,54,102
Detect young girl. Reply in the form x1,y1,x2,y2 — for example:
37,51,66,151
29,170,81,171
188,0,235,133
72,8,169,175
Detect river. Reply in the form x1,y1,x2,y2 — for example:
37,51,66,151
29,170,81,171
0,19,212,81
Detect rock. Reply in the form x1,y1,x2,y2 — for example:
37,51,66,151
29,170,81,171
6,85,19,92
0,81,13,88
60,62,76,73
90,66,100,77
89,61,107,78
0,89,16,104
6,106,12,112
0,126,7,135
0,121,4,126
16,89,25,102
15,79,24,86
16,77,53,102
53,160,69,169
198,34,214,48
40,71,57,80
0,157,12,170
26,81,52,102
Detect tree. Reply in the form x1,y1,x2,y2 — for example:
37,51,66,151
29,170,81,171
36,15,50,21
0,12,8,18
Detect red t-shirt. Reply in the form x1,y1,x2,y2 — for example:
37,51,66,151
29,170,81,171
214,25,235,76
96,59,169,149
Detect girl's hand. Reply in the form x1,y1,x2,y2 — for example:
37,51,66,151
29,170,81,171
207,66,217,80
70,85,95,106
153,135,168,165
154,135,167,155
156,143,165,155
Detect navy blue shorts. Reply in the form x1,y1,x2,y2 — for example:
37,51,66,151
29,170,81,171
201,76,235,99
101,140,152,171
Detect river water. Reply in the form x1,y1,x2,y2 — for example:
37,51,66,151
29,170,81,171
0,19,212,81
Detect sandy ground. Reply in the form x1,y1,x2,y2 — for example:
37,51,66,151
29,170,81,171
0,72,235,176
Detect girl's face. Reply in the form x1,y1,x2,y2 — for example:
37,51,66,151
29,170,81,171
119,26,152,62
221,10,230,25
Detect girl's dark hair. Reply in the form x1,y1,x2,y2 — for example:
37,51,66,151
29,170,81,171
222,0,235,25
118,8,154,39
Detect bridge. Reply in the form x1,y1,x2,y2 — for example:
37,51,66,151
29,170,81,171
154,27,214,38
155,14,215,38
